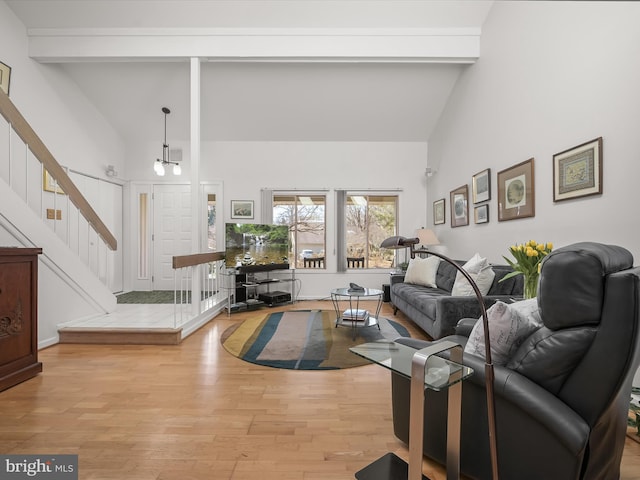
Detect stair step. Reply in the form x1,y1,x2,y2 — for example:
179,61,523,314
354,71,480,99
58,327,182,345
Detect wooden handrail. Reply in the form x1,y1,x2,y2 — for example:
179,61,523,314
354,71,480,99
172,251,225,269
0,89,117,250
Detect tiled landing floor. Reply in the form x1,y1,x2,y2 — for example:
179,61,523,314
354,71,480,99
62,303,178,329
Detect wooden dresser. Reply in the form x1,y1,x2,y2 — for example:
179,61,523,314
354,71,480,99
0,247,42,391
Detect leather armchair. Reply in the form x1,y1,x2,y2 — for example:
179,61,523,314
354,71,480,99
391,242,640,480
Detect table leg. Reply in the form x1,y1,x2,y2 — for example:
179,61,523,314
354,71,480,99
410,341,462,480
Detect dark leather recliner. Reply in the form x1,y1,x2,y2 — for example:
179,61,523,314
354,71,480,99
391,242,640,480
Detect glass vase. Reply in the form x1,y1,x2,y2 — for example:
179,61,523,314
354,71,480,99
523,273,539,299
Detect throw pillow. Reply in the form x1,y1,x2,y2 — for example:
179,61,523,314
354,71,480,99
451,253,495,296
464,299,542,366
404,256,441,288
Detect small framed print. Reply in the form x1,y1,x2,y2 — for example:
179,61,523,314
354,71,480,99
231,200,254,219
472,168,491,204
450,185,469,228
0,61,11,96
553,137,602,202
497,158,535,222
43,170,65,194
433,198,445,225
474,204,489,224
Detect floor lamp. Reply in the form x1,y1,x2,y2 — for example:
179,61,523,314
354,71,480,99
379,236,414,272
408,242,499,480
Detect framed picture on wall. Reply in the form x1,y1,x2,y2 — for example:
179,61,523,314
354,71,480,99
497,158,535,221
43,170,65,194
231,200,254,219
553,137,602,202
433,198,445,225
450,185,469,227
472,168,491,204
474,204,489,224
0,61,11,96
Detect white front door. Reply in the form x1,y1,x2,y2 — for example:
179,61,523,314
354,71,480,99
153,184,192,290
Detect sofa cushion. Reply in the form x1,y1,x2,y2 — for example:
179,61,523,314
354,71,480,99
435,260,464,292
487,266,522,296
404,256,441,288
451,253,495,296
464,299,542,366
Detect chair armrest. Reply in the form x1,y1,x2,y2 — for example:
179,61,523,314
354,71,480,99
390,274,406,285
455,317,478,337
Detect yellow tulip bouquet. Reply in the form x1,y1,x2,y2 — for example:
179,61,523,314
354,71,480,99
501,240,553,299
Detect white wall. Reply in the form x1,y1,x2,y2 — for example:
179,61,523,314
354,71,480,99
428,2,640,263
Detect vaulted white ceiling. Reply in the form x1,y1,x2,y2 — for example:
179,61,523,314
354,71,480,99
7,0,494,143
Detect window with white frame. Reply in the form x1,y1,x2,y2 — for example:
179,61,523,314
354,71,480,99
273,194,326,269
345,194,398,269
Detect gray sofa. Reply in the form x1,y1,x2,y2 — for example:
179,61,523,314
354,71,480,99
390,259,523,339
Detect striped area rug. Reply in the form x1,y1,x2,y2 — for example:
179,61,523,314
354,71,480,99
221,309,410,370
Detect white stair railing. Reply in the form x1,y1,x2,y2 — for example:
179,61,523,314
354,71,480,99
172,252,227,328
0,89,117,289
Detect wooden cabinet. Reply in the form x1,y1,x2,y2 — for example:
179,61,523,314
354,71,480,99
0,247,42,392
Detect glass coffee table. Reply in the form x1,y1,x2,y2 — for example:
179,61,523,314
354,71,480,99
330,287,383,340
350,340,474,480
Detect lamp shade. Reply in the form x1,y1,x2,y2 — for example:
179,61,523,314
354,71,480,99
416,228,440,247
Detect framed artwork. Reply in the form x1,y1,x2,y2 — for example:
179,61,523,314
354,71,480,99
43,170,65,194
0,61,10,96
497,158,535,221
474,204,489,224
231,200,254,219
450,185,469,227
553,137,602,202
472,168,491,204
433,198,445,225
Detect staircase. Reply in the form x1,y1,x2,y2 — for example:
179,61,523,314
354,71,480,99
0,88,119,346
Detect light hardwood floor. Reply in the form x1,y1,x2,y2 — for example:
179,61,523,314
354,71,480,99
1,300,639,479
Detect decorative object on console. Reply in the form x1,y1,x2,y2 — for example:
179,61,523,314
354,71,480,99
497,158,534,221
500,240,553,299
553,137,602,202
475,204,489,224
154,107,181,176
433,198,445,225
0,61,11,96
450,184,469,227
472,168,491,203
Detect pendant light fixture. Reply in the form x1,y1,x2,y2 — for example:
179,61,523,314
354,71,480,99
154,107,181,176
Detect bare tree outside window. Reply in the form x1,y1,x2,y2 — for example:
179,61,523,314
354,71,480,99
273,195,326,268
346,195,397,269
